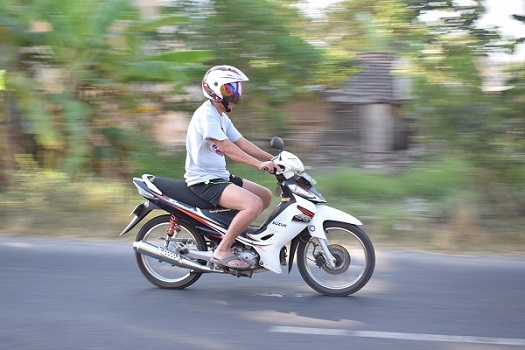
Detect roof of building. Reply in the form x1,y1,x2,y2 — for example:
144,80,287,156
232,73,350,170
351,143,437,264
328,52,411,104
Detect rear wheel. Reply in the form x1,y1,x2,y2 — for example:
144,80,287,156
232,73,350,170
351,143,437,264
297,221,375,296
135,215,207,289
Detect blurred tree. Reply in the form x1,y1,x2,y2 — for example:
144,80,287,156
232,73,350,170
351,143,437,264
306,0,524,215
0,0,211,179
160,0,328,137
168,1,327,94
318,0,518,150
406,0,524,185
194,0,324,103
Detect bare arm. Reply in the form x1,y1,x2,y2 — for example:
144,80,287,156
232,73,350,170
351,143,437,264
212,137,275,172
234,137,274,161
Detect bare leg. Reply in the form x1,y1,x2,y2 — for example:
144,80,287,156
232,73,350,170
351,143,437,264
241,179,273,210
213,182,271,267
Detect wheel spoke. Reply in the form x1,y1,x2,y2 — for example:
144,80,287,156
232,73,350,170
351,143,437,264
135,215,206,289
297,222,375,296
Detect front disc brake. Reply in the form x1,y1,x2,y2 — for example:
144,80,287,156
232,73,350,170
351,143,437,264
321,244,351,275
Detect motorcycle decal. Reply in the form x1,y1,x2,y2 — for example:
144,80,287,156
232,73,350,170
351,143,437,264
209,208,233,213
271,220,287,228
297,206,314,217
154,192,228,235
178,206,227,234
293,213,311,222
238,234,273,247
293,206,314,222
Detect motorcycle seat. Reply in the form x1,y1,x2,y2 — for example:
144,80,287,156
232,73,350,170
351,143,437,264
151,177,216,209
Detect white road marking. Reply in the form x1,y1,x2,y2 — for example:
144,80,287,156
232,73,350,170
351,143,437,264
269,326,525,346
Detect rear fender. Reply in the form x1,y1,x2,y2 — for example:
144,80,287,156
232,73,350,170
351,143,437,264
119,201,159,236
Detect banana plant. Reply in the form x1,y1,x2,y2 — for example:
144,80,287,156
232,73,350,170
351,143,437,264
0,0,211,176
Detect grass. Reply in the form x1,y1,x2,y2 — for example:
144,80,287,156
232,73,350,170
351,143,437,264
1,154,524,253
316,156,469,199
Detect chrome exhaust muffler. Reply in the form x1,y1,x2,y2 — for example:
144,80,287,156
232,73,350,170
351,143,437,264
133,240,220,273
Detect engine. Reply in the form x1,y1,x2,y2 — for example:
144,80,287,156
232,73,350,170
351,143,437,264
231,246,259,267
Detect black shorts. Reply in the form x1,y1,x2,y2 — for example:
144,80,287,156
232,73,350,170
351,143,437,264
188,174,243,207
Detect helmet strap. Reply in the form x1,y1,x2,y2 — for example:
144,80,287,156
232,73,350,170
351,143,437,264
221,99,231,113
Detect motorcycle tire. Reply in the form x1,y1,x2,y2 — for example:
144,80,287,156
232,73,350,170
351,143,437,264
135,214,207,289
297,221,375,296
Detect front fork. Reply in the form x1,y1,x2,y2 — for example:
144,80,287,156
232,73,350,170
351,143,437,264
318,238,337,268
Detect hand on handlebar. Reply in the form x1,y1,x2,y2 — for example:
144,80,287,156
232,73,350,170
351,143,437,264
259,160,279,174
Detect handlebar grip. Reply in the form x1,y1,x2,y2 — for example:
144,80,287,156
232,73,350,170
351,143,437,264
262,166,269,172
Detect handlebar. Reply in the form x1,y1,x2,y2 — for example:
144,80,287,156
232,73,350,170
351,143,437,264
262,166,283,175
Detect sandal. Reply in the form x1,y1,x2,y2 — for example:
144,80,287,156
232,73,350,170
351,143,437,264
210,255,250,270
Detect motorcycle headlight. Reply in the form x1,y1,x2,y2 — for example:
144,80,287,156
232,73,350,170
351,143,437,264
289,183,325,203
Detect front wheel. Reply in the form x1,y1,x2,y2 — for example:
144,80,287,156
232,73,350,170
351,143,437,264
135,215,207,289
297,221,375,296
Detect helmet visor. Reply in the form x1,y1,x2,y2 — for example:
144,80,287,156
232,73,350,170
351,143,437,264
221,82,243,104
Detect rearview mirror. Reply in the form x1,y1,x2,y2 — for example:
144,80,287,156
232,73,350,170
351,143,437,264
270,136,284,151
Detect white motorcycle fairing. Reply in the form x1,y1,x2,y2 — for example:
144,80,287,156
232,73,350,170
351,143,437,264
308,204,363,239
239,194,315,274
240,197,362,274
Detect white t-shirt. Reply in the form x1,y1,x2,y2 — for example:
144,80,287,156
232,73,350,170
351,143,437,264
184,100,242,186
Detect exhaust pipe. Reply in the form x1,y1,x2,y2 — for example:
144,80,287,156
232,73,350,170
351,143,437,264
133,240,220,273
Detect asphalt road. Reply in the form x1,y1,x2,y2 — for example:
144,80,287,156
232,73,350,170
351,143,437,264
1,236,524,350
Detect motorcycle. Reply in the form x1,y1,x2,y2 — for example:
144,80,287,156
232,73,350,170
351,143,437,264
120,136,375,296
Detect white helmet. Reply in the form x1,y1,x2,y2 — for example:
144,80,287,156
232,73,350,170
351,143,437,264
202,65,249,111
